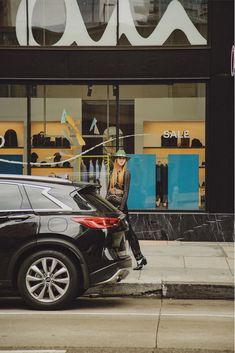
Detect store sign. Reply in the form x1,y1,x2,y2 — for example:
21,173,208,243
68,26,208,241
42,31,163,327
15,0,206,46
163,130,190,138
0,136,5,148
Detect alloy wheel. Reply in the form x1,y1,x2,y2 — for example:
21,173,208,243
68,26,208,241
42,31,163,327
25,257,70,303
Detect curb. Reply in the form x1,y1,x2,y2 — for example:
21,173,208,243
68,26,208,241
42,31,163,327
86,282,234,300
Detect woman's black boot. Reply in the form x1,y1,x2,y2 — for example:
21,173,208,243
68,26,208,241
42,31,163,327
133,256,147,270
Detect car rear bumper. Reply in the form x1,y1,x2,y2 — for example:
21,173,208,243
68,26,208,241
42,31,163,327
89,255,132,286
95,268,129,285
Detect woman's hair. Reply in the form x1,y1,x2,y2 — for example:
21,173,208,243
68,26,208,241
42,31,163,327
110,158,127,189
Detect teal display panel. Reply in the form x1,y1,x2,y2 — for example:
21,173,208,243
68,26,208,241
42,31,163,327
0,155,23,175
168,154,199,210
127,154,156,209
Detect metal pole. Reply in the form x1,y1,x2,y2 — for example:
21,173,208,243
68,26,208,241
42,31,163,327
116,0,119,45
26,0,29,45
26,85,31,175
107,85,110,136
43,85,47,134
115,84,120,151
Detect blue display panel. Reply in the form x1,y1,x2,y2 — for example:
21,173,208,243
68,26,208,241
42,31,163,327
0,155,23,175
168,154,199,210
127,154,156,209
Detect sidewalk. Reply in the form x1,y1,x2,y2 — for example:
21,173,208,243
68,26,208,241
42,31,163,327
87,241,234,299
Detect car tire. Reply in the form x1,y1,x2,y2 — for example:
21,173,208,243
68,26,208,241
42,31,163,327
17,250,79,310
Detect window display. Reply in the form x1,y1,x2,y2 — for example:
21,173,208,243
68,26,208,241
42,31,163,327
0,86,27,174
120,83,206,210
0,83,206,211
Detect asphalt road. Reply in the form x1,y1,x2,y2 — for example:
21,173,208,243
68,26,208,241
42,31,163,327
0,296,233,353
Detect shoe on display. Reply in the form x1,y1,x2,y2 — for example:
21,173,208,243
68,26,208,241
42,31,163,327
133,256,147,271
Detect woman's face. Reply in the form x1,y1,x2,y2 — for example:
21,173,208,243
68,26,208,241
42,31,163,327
116,157,127,167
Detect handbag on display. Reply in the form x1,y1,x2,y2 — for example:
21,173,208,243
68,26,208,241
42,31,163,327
54,153,62,163
191,138,203,147
55,137,62,147
180,137,190,147
4,129,18,147
32,131,46,147
30,152,39,163
55,137,70,148
62,138,71,148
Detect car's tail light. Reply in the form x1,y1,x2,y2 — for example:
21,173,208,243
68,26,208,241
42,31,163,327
71,216,120,229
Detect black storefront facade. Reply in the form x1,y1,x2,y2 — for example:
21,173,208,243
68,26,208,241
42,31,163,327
0,0,234,241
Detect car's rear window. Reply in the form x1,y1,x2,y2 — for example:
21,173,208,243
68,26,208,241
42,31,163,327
48,185,93,211
73,193,93,210
80,191,118,213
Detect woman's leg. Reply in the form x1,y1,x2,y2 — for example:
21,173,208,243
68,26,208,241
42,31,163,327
125,212,142,259
124,207,147,268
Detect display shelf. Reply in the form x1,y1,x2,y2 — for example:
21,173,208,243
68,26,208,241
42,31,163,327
143,146,205,149
0,147,24,149
31,147,71,149
31,167,73,169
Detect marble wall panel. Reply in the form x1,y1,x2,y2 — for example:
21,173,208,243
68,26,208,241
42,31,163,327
129,213,234,241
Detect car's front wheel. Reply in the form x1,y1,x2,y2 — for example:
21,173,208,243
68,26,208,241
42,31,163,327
18,250,79,310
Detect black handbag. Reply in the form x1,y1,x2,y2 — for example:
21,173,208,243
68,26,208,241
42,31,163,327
106,194,122,207
106,186,124,207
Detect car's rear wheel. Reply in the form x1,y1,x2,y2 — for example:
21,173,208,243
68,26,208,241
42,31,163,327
18,250,79,310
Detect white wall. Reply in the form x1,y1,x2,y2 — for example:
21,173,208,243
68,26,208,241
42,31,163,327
0,98,82,122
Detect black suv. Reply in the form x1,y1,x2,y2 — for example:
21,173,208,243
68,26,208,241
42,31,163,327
0,174,131,309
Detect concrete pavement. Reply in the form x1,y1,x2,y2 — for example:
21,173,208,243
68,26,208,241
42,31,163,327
87,241,234,299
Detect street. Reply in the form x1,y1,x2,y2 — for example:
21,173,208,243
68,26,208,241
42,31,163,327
0,296,233,353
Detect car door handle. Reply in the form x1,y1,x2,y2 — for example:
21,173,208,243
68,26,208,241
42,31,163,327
8,215,30,221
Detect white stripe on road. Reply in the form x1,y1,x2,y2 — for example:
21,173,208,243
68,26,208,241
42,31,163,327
0,311,233,318
162,313,234,318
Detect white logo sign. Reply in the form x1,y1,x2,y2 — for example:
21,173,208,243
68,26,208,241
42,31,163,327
16,0,206,46
163,130,190,138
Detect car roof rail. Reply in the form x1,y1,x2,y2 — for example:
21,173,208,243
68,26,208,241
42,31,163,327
0,174,72,185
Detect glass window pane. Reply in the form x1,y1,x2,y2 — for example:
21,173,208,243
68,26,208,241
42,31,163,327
0,84,27,175
0,184,23,210
0,0,207,47
119,0,208,46
81,191,117,212
25,186,61,209
0,0,21,46
30,85,111,198
120,83,206,211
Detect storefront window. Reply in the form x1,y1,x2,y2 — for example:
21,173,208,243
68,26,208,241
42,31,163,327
0,0,21,45
0,84,27,174
0,0,207,46
30,85,116,198
120,83,206,211
0,83,206,212
120,0,208,46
